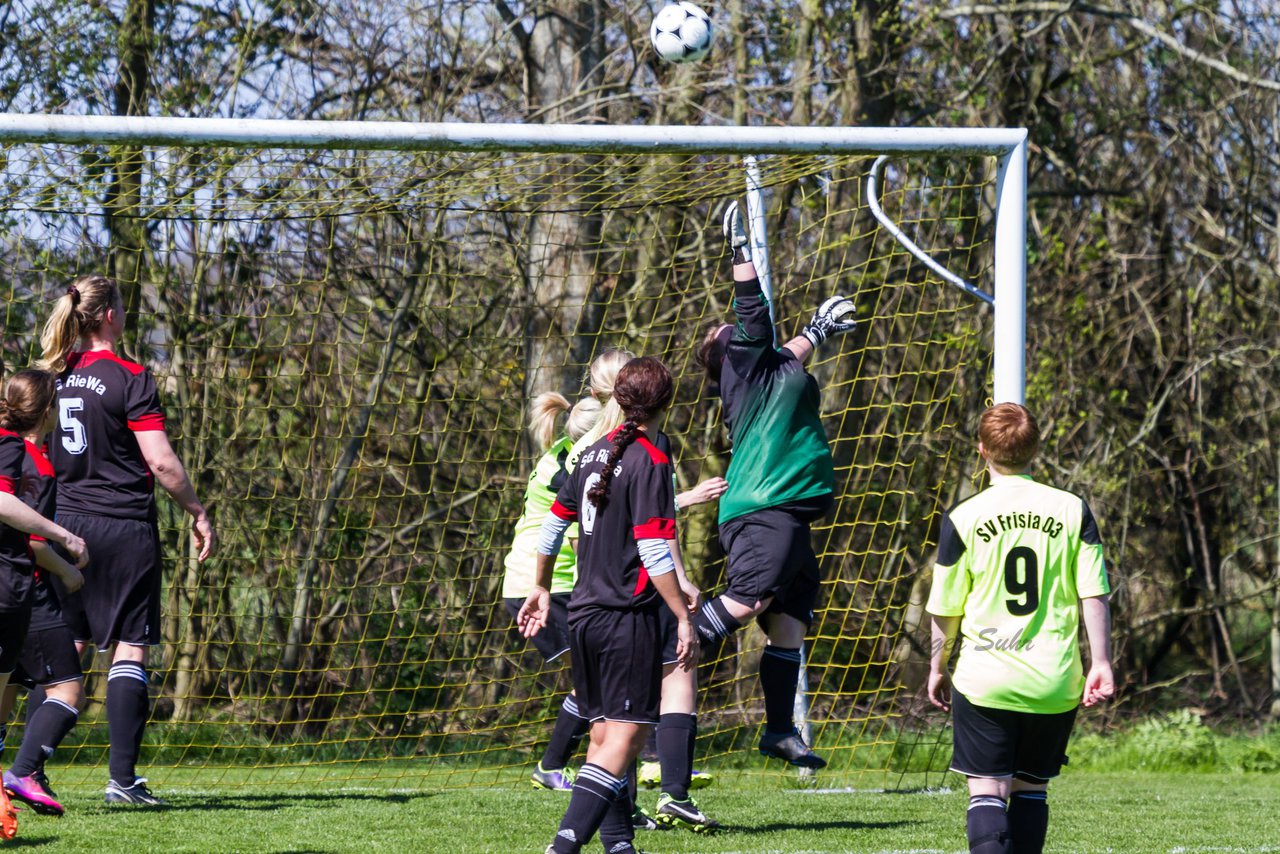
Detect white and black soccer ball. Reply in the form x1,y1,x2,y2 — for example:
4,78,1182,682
649,2,713,64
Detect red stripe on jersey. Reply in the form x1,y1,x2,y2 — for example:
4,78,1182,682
23,441,55,477
550,499,578,522
29,535,45,543
634,566,651,597
71,349,148,376
633,517,676,539
128,413,167,431
0,476,14,495
0,429,19,439
635,435,670,464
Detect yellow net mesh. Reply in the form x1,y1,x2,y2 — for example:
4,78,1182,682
0,142,993,789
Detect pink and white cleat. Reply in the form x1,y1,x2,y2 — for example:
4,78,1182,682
4,770,64,817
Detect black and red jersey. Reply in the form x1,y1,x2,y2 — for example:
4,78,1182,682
21,439,67,630
50,350,166,520
0,430,35,612
550,428,676,617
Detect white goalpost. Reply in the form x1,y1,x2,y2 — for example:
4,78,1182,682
0,113,1026,788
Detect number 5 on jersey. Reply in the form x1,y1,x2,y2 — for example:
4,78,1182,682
60,397,88,455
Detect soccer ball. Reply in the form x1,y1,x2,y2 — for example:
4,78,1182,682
649,2,713,64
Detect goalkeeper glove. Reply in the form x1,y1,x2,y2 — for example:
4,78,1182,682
802,295,858,348
722,200,751,263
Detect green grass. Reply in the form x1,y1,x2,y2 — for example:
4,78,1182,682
8,767,1280,853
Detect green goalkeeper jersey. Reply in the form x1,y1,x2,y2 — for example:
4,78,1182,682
926,474,1110,714
502,436,577,598
717,278,835,525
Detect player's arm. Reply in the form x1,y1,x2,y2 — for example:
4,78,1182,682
928,614,961,712
924,510,969,712
639,538,699,668
675,476,727,510
31,540,83,593
0,492,88,568
135,430,214,561
519,480,579,638
1077,499,1114,707
1081,594,1114,707
722,201,776,348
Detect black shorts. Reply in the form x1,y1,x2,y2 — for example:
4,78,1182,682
0,607,32,673
659,605,679,666
56,513,162,648
504,593,572,663
13,625,83,689
569,607,662,725
951,690,1078,782
719,507,823,625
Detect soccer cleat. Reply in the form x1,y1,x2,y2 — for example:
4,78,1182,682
104,777,167,806
637,761,661,789
4,770,64,817
655,792,721,833
0,777,16,841
758,728,827,769
31,771,56,800
632,805,667,832
638,761,714,790
531,761,576,791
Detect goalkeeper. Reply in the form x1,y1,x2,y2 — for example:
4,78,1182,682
689,200,857,769
926,403,1114,854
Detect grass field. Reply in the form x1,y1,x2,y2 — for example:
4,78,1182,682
6,767,1280,853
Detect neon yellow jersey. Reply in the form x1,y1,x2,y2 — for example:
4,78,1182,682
502,437,577,598
926,475,1110,714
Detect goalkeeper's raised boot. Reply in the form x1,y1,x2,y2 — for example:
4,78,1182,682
655,793,721,833
721,200,752,263
105,777,167,806
4,770,63,817
531,761,576,791
758,728,827,769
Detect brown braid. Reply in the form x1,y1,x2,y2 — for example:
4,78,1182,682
584,356,674,510
586,419,642,509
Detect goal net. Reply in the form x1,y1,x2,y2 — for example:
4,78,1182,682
0,119,1023,790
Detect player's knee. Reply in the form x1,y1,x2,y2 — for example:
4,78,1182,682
46,679,83,707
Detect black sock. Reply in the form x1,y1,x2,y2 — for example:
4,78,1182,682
597,769,636,852
107,662,149,785
692,597,742,646
10,697,78,778
24,685,47,728
1007,790,1048,854
542,694,589,770
759,646,802,734
967,795,1011,854
551,763,625,853
657,713,696,801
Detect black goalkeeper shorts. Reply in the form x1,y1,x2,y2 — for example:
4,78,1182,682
719,507,823,625
950,689,1078,782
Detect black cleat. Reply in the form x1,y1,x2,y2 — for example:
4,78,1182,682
105,778,167,806
655,793,721,833
758,729,827,769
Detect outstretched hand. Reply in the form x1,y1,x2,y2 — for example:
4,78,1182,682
802,295,858,348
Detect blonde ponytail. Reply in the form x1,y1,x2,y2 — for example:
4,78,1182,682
527,392,571,453
37,275,120,373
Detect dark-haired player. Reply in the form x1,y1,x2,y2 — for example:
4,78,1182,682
926,402,1114,854
0,372,89,837
519,356,698,854
689,200,858,769
39,274,215,806
0,370,88,818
